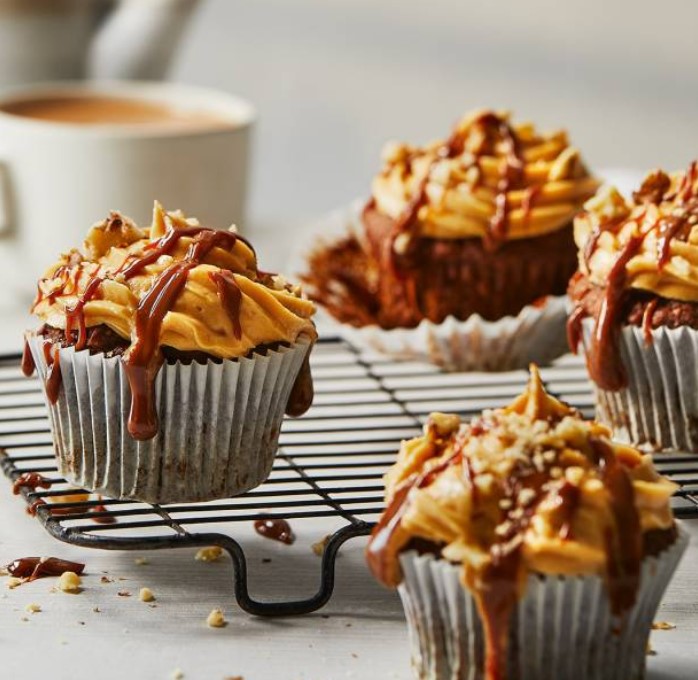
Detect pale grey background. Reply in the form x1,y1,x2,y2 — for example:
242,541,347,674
171,0,698,245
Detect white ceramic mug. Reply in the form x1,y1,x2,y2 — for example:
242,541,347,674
0,80,255,306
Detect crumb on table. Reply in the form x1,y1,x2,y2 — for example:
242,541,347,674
206,608,227,628
58,571,81,593
195,546,224,562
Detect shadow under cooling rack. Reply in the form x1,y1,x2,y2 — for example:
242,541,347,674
1,336,697,615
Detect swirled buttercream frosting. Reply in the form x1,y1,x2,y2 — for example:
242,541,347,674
367,366,677,677
372,109,599,244
28,202,317,438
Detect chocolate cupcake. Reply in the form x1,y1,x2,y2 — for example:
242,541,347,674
24,203,316,503
304,110,599,370
568,163,698,451
366,366,686,680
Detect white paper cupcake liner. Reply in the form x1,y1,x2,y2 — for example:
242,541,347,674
580,320,698,452
398,525,688,680
28,335,312,504
339,295,569,372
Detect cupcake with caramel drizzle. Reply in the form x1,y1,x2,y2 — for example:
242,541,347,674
303,109,598,371
568,163,698,451
367,366,686,680
24,203,316,503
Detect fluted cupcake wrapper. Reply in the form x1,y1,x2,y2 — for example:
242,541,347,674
28,335,312,504
580,320,698,452
397,526,688,680
340,295,569,372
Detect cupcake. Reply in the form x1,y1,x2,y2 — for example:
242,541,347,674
24,203,317,503
568,163,698,451
366,366,686,680
303,110,599,370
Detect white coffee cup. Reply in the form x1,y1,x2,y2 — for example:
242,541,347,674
0,80,255,306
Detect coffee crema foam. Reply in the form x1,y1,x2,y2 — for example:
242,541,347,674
1,95,237,129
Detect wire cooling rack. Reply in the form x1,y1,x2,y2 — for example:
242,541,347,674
1,337,697,616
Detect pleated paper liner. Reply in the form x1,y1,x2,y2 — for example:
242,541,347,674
398,525,688,680
340,295,569,372
580,320,698,452
28,334,312,504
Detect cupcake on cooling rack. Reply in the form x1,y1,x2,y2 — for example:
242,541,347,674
303,109,599,370
569,163,698,452
24,203,316,503
366,366,687,680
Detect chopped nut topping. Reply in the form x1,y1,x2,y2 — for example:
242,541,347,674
393,232,411,256
311,535,330,557
58,571,81,593
498,498,513,510
518,488,536,506
195,546,224,562
139,587,155,602
652,621,676,630
206,608,227,628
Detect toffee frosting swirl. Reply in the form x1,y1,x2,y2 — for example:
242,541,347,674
372,109,599,244
32,203,317,358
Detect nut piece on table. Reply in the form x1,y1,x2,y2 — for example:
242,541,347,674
139,587,155,602
206,608,227,628
58,571,82,593
195,546,224,562
6,577,22,589
25,603,41,613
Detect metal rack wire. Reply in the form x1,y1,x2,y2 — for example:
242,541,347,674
1,337,697,615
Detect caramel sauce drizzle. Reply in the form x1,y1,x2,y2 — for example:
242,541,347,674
12,472,51,495
6,556,85,582
641,298,659,345
210,270,243,340
253,516,295,545
21,338,36,377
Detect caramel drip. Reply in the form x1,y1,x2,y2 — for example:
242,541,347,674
42,340,62,405
28,499,47,516
555,480,581,540
253,516,295,544
21,339,35,377
585,235,644,391
521,185,542,225
566,305,586,354
6,556,85,582
590,438,641,616
91,503,118,524
210,270,243,340
474,547,521,680
480,112,525,244
12,472,51,495
642,298,659,345
123,230,242,440
285,353,314,417
656,213,693,269
65,275,105,351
